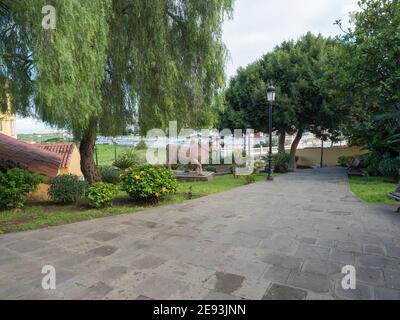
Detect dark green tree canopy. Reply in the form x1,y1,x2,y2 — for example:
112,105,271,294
1,0,233,182
334,0,400,157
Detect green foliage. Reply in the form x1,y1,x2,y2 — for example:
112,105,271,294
245,174,257,184
271,153,291,173
338,156,357,168
1,1,234,176
362,152,384,176
203,165,217,173
98,165,121,185
334,0,400,162
48,175,88,205
221,32,348,170
121,165,178,202
253,160,265,174
86,182,117,208
135,140,148,151
113,148,142,170
0,168,43,210
379,158,400,178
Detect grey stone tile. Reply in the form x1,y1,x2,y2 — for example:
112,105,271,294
203,291,243,300
262,283,308,300
374,287,400,300
209,272,245,295
386,246,400,259
78,281,114,300
334,279,373,300
134,275,190,300
295,244,331,261
263,265,292,283
261,253,303,271
6,240,45,254
329,249,355,265
300,237,318,245
383,269,400,290
287,272,330,293
357,255,400,270
335,241,362,254
301,259,341,276
364,244,387,256
87,246,119,258
130,254,167,270
356,266,384,286
88,231,120,242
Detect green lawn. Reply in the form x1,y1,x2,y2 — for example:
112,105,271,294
349,176,398,205
0,173,270,234
95,144,133,166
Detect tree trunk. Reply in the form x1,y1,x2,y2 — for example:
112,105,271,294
80,118,101,184
278,130,286,154
288,130,303,171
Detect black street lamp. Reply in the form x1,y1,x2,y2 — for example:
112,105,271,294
266,84,276,181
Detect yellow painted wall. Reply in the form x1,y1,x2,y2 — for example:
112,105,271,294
28,183,50,201
0,113,17,138
59,147,83,177
0,94,17,138
28,146,83,201
296,146,368,168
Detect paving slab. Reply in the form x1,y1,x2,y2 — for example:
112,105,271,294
1,167,400,300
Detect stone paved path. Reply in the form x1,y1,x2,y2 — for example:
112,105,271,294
1,168,400,300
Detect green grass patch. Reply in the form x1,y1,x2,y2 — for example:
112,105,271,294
0,173,272,234
349,176,398,205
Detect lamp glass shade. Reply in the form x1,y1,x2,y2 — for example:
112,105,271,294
267,85,276,102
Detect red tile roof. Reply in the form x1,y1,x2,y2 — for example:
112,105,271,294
38,143,76,169
0,133,62,177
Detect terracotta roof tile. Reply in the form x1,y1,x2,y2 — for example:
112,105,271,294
0,133,62,177
38,143,76,168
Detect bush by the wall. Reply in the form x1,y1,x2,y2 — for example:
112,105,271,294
86,182,117,208
135,140,148,151
245,174,257,184
338,156,356,167
98,165,121,184
0,168,43,210
113,148,142,170
379,158,400,178
272,153,291,173
121,165,178,202
48,175,87,204
362,152,383,176
253,160,265,174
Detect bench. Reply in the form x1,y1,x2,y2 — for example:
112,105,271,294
347,158,364,177
389,191,400,213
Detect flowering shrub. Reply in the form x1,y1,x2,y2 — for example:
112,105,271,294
0,168,43,210
86,182,117,208
48,175,88,204
121,165,178,202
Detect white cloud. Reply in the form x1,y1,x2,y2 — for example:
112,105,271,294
223,0,361,78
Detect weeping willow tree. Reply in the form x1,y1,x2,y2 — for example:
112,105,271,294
0,0,233,183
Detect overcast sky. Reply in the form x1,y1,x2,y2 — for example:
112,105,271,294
17,0,360,134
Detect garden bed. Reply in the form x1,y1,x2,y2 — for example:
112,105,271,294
0,174,269,234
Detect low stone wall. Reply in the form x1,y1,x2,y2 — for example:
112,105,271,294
296,146,368,168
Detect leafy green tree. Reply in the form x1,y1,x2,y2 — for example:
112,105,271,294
0,0,233,183
331,0,400,184
222,33,349,169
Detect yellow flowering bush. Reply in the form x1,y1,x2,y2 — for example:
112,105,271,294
121,165,178,202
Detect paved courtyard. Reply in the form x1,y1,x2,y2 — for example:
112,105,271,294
1,168,400,300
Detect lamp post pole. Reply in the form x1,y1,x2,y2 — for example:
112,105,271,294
266,84,276,181
267,101,273,181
